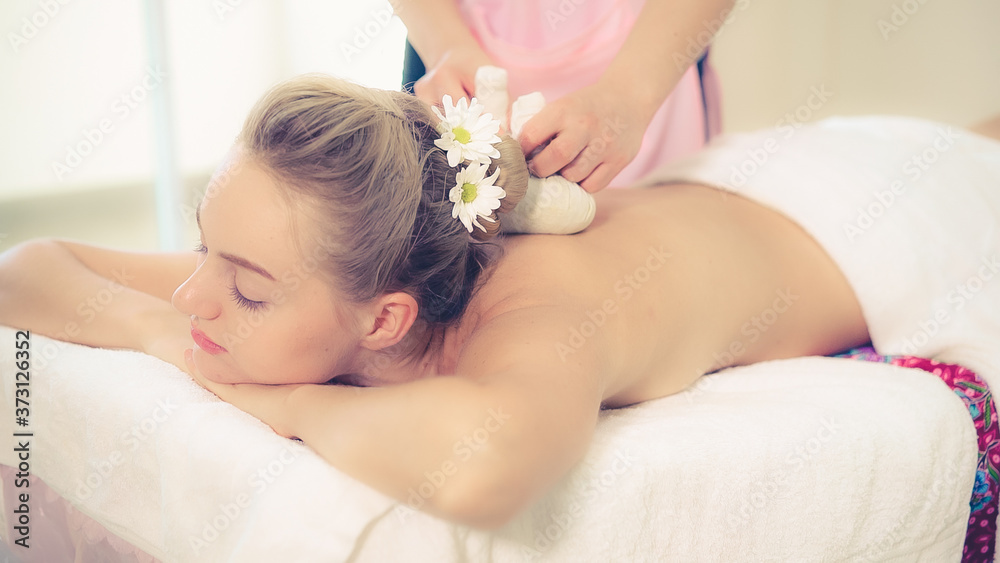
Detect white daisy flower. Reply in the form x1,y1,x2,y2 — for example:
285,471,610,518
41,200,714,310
449,161,506,233
432,95,502,167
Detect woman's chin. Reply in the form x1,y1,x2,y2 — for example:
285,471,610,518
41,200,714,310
192,347,247,384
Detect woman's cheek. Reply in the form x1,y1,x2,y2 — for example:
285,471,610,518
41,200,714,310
192,348,248,384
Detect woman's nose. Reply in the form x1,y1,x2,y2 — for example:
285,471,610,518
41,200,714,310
171,264,222,321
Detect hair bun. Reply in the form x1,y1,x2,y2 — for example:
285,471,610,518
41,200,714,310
470,136,530,241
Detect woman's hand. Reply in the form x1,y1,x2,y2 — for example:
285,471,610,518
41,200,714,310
517,79,653,193
183,349,302,439
139,302,303,440
139,306,194,373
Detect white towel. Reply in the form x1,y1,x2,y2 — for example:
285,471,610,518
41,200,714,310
0,327,978,561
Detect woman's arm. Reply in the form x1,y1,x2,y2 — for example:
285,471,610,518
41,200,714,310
391,0,498,105
0,239,195,364
600,0,737,128
54,239,197,303
189,305,606,529
391,0,479,71
520,0,737,190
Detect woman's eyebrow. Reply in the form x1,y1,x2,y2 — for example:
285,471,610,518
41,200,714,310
219,252,276,281
195,205,276,282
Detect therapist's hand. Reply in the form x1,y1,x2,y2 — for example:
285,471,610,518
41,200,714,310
413,47,504,109
518,80,654,193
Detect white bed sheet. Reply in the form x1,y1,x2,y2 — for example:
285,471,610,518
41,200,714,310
0,327,979,562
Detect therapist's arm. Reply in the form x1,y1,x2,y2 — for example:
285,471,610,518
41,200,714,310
520,0,738,192
391,0,500,106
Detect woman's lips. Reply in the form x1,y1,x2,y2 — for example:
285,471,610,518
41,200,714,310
191,327,227,355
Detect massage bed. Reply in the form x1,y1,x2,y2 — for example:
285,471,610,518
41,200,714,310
2,115,998,561
0,332,986,562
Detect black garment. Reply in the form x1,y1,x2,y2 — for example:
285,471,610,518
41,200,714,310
401,39,425,94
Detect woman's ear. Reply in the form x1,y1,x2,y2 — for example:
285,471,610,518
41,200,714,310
360,292,419,351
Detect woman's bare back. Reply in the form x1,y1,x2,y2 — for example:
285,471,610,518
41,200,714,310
459,183,871,407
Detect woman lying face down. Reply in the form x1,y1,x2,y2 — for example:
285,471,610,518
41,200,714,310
173,77,531,388
0,74,873,528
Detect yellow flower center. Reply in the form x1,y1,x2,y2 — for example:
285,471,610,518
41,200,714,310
453,126,472,144
461,182,478,203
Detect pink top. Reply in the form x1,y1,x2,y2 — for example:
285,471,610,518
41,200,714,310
459,0,721,187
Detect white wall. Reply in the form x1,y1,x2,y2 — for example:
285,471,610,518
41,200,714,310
2,0,153,199
0,0,408,203
711,0,1000,132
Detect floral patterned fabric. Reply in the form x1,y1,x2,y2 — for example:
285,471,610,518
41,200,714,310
836,346,998,562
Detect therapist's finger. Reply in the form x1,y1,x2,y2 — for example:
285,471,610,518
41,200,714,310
561,140,629,191
578,161,623,193
529,131,591,179
517,105,562,161
560,140,603,184
414,72,473,108
521,113,591,178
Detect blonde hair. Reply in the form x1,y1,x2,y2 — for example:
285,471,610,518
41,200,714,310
238,74,529,325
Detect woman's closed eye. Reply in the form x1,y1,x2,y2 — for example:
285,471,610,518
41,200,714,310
229,283,267,313
195,242,267,313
